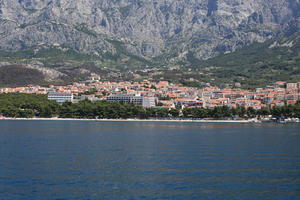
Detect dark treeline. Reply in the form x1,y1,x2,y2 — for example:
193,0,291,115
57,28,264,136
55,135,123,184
0,93,59,118
0,93,300,119
182,105,300,119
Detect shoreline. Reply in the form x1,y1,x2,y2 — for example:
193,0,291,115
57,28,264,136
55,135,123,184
0,117,257,123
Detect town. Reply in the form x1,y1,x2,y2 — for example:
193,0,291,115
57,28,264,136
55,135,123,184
0,79,299,110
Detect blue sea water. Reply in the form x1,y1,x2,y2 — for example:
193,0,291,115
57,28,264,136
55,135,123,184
0,120,299,200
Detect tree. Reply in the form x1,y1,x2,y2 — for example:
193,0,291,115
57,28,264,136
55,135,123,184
257,107,271,117
156,108,169,118
193,108,209,118
169,108,180,118
247,107,256,118
271,106,282,118
150,85,157,89
182,108,193,118
16,109,34,118
156,102,163,106
40,105,53,117
236,106,246,117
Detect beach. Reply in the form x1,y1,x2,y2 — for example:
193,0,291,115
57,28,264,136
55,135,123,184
0,117,255,123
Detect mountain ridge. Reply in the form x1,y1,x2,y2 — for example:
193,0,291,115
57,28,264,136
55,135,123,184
0,0,299,87
0,0,299,61
0,32,299,88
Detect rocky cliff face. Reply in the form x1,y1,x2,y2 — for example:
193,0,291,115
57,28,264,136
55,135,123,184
0,0,299,61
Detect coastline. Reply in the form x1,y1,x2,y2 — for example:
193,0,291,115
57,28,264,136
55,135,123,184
0,117,255,123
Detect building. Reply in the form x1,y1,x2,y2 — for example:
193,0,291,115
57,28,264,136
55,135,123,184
142,97,156,108
48,92,73,104
275,81,286,88
106,93,156,107
286,83,298,89
174,98,200,109
107,94,142,104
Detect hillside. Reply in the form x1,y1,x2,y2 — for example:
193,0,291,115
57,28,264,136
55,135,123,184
0,0,299,60
141,33,300,89
192,33,300,88
0,0,299,87
0,34,299,88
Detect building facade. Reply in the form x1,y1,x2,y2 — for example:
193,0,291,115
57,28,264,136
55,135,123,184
107,94,156,107
48,92,73,104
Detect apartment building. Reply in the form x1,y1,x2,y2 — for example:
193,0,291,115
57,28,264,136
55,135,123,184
48,92,73,104
106,93,156,108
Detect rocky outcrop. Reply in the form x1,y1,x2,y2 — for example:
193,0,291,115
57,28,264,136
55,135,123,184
0,0,299,61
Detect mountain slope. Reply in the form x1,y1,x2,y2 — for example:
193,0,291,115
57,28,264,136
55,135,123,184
177,33,300,88
0,0,299,61
0,33,299,88
0,0,299,87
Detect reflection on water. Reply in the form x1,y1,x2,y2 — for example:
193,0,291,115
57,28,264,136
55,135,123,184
0,120,299,200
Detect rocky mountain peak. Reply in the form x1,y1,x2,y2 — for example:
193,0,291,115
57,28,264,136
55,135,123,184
0,0,299,60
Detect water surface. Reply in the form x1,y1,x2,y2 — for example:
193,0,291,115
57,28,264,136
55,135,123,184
0,120,299,200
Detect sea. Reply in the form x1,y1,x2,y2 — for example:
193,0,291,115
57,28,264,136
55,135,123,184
0,120,299,200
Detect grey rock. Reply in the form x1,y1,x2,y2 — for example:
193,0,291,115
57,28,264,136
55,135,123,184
0,0,299,61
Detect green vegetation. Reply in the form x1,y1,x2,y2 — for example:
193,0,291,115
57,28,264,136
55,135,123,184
0,33,299,88
0,49,35,60
75,24,98,37
106,39,152,67
0,41,151,75
149,33,300,89
0,93,60,118
0,65,45,87
0,94,299,120
188,33,300,88
81,88,98,95
158,95,174,101
0,48,92,64
182,104,300,119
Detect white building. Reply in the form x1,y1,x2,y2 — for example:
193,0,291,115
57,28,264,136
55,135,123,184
286,83,298,89
107,93,156,107
48,92,73,104
142,97,156,108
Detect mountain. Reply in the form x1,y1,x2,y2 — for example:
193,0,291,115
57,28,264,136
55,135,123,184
180,33,300,88
0,0,299,86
